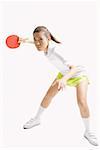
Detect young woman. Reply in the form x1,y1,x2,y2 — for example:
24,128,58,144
21,26,98,146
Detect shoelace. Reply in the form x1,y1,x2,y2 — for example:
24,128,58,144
26,118,34,124
87,132,97,139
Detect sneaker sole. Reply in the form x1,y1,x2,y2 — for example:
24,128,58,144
23,123,40,129
84,135,98,146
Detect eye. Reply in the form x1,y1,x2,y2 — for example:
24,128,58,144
40,38,43,41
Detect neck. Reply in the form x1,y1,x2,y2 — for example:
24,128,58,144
44,44,49,53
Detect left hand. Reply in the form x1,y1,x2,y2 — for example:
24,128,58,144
57,78,67,91
52,78,67,91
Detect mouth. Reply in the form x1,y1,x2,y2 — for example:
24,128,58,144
36,45,42,48
36,46,43,51
37,47,42,50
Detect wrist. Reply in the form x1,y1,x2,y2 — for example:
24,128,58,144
62,76,69,81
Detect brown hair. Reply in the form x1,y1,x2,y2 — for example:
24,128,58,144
33,26,61,44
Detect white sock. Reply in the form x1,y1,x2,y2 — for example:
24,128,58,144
35,105,45,119
82,117,90,132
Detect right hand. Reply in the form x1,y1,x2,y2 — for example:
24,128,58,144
18,37,29,43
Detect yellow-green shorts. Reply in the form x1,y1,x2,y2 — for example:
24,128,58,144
57,72,89,87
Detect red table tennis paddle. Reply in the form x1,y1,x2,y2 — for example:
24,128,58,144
6,35,20,48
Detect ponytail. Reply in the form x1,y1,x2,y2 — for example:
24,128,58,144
50,33,61,44
33,26,61,44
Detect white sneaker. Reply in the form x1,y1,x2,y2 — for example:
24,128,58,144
84,131,98,146
23,117,40,129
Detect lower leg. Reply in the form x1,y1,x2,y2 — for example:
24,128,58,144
78,100,90,118
77,100,90,132
35,78,59,119
76,80,98,146
76,80,90,131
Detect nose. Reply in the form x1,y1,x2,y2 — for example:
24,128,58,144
36,42,40,46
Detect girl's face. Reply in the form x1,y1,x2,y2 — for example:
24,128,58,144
33,31,50,52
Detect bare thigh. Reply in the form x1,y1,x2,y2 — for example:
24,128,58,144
75,79,90,117
45,78,59,97
76,79,88,102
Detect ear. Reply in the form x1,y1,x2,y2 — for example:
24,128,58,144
48,35,51,41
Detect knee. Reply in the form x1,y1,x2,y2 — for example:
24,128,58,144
77,98,87,107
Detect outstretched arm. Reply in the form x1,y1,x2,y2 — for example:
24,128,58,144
18,37,34,44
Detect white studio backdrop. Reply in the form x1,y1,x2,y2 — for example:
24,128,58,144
0,0,100,149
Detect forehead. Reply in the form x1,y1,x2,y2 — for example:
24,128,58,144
33,31,45,38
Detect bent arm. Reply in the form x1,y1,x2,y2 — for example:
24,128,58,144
62,65,78,80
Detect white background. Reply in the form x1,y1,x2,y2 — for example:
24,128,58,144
0,0,100,149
